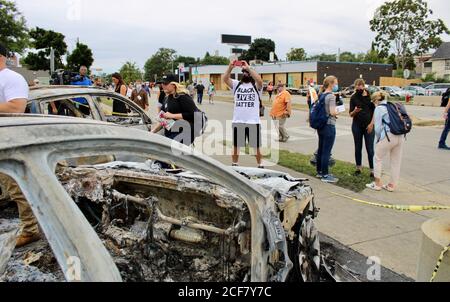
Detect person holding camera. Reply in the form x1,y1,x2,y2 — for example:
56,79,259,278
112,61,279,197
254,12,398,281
70,66,93,116
0,43,41,247
349,79,375,177
223,60,264,168
71,66,93,86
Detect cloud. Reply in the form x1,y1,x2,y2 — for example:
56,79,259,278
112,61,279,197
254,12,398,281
14,0,450,73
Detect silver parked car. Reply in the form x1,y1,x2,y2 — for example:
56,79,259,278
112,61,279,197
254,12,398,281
379,86,411,98
403,86,428,96
425,83,450,96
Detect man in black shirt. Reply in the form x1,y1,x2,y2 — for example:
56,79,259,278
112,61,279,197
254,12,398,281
349,79,376,177
196,81,205,105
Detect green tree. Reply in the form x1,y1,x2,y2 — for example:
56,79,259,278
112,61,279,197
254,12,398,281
200,52,229,65
241,38,277,62
174,56,198,67
308,53,337,62
119,62,142,84
0,0,29,54
144,48,177,81
339,51,357,62
286,48,307,61
22,27,67,71
67,42,94,71
370,0,449,70
364,44,387,64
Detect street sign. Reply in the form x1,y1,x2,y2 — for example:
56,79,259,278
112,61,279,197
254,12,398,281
221,34,252,45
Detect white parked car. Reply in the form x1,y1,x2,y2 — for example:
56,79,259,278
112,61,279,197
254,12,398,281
425,83,450,96
379,86,411,98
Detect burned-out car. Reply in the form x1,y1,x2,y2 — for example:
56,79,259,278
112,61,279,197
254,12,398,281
0,86,152,205
26,86,152,131
0,116,320,282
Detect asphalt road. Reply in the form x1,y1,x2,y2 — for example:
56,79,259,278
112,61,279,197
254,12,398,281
183,96,449,197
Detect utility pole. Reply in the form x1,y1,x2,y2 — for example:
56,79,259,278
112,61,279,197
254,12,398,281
50,47,55,73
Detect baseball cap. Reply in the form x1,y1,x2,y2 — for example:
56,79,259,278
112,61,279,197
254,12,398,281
156,73,179,84
0,43,8,57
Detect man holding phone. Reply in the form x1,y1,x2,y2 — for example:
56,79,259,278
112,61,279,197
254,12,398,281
223,60,264,168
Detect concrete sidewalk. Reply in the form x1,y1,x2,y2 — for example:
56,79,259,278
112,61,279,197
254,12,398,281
211,153,450,281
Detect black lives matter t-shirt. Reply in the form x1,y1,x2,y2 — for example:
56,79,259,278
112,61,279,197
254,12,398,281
232,80,261,124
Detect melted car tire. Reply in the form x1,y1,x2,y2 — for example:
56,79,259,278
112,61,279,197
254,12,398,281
286,212,321,282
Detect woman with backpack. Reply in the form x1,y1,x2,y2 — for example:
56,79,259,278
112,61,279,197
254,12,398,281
349,79,375,177
366,92,405,192
314,76,340,184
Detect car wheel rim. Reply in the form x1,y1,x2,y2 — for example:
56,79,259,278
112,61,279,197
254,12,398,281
298,216,321,282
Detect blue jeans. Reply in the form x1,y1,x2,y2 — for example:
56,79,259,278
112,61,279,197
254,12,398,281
352,123,375,169
439,117,450,147
197,93,204,104
317,124,336,176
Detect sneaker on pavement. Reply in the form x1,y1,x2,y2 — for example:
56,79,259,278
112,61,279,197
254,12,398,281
321,175,339,183
316,174,324,179
438,145,450,150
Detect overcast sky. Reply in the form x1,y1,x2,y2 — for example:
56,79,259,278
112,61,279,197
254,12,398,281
14,0,450,73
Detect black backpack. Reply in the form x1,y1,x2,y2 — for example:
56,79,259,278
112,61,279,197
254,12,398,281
193,110,208,139
380,102,413,141
234,82,265,117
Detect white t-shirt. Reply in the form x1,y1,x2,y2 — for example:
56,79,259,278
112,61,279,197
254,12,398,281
232,79,262,124
0,68,29,103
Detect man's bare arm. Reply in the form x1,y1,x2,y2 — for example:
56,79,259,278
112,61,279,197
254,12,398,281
222,62,235,89
0,99,27,113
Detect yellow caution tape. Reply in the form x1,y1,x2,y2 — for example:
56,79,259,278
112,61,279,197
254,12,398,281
431,245,450,282
327,191,450,281
328,191,450,213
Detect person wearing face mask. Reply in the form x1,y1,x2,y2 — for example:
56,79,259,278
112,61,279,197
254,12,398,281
223,60,264,168
131,79,149,111
349,79,375,177
316,76,341,183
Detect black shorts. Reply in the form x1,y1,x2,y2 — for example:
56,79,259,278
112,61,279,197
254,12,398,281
233,123,261,149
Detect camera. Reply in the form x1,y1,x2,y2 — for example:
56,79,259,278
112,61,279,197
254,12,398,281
50,69,80,85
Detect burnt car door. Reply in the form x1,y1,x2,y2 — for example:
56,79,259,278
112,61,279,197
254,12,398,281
32,95,102,121
93,95,152,132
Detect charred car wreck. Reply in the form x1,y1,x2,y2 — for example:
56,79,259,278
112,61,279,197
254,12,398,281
0,116,321,282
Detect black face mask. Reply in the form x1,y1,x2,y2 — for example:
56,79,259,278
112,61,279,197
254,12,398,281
242,74,252,83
